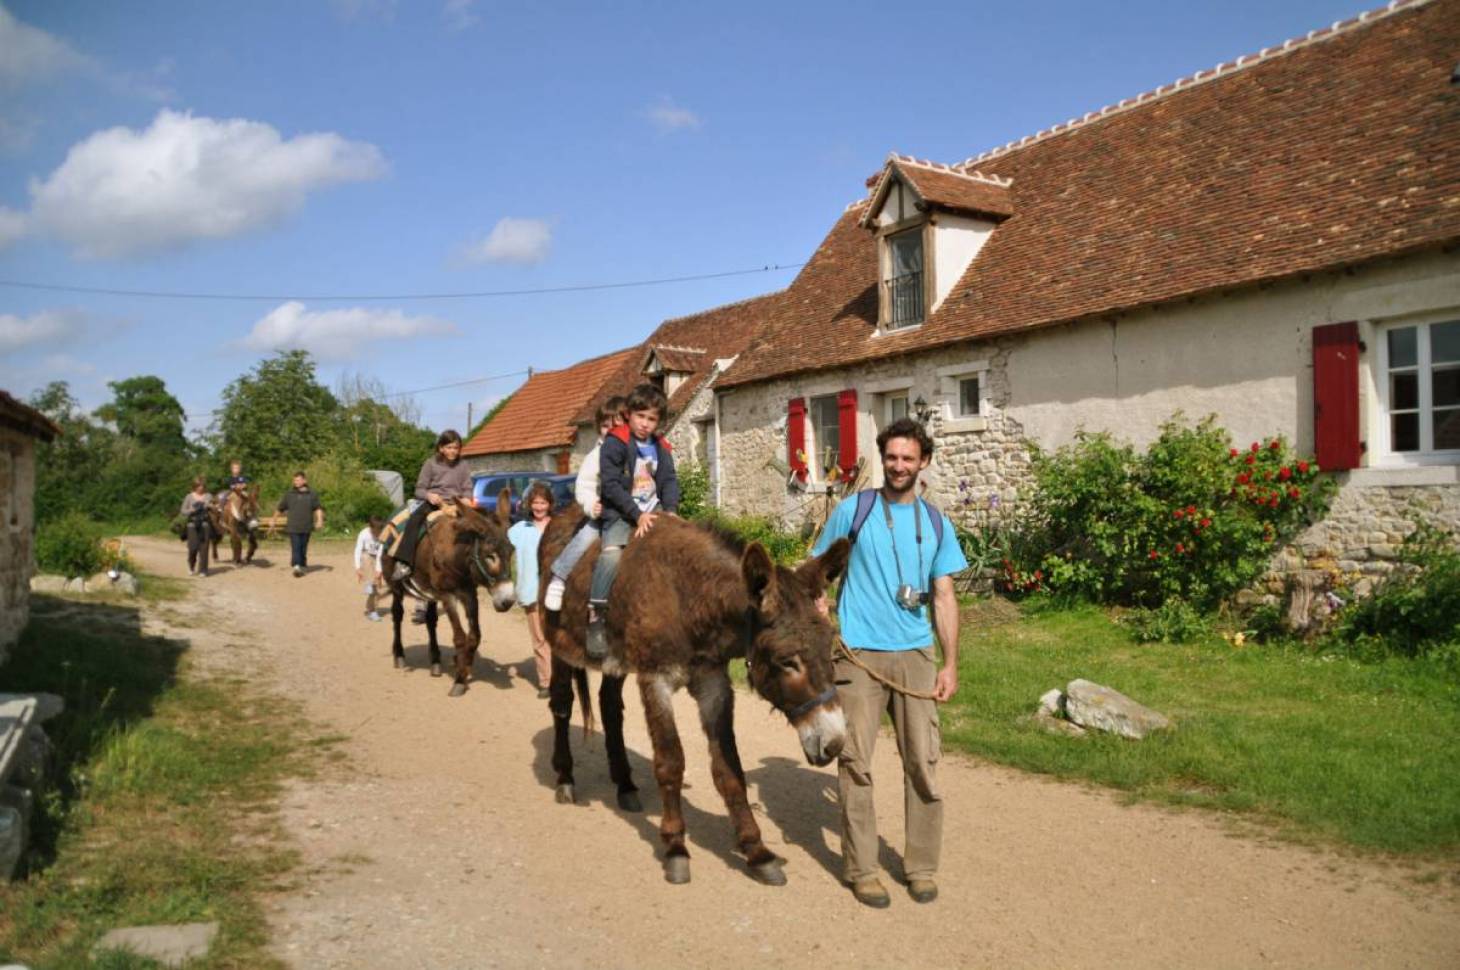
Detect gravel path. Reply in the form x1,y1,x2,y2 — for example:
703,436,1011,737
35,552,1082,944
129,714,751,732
127,535,1460,969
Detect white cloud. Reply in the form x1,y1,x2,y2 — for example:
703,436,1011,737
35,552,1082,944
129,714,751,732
330,0,397,22
461,217,552,266
0,309,86,354
240,302,458,361
443,0,480,30
41,353,97,376
26,109,387,259
0,206,25,249
645,96,702,133
0,4,89,89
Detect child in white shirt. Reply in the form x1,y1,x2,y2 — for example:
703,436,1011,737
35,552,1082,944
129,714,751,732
355,516,385,621
543,396,624,611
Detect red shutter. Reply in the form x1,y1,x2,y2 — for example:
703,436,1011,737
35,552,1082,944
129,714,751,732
1313,321,1362,470
555,450,571,475
787,398,808,481
837,389,858,475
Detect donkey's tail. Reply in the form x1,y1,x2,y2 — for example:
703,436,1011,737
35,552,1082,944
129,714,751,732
574,665,595,740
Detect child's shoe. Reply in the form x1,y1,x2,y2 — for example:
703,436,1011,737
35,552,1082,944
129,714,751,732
543,576,566,611
586,606,608,660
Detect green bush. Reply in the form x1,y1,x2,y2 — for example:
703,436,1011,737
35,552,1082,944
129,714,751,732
1125,599,1210,643
1330,522,1460,661
255,452,394,535
678,461,711,521
701,511,810,566
1018,414,1335,610
35,512,105,578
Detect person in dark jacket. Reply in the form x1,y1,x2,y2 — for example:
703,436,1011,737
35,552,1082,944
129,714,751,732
389,429,472,581
180,475,215,577
277,470,323,577
585,383,679,658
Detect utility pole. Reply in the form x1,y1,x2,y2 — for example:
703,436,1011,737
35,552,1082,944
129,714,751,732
467,401,474,433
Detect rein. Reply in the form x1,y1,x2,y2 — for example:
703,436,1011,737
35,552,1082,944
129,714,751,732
468,534,493,586
834,637,939,701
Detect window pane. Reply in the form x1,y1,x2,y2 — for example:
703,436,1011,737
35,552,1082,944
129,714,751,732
1391,371,1418,411
810,395,839,469
1436,409,1460,451
1392,411,1419,452
1434,367,1460,408
889,395,908,422
1433,321,1460,365
889,229,923,275
1387,326,1417,369
959,377,980,416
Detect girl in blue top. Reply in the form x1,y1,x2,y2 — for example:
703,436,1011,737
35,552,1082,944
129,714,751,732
508,481,555,696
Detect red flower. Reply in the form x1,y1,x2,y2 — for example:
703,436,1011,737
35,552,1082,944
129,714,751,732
1269,496,1280,508
1288,487,1301,499
1251,442,1260,452
1033,569,1043,581
1200,517,1212,528
1236,472,1251,484
1297,460,1310,474
1174,508,1184,519
1278,467,1292,481
1269,440,1281,451
1148,550,1159,560
1175,542,1185,554
1229,448,1239,458
1185,504,1197,516
1245,454,1256,466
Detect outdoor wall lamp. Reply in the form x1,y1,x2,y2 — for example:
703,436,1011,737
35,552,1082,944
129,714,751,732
913,395,932,424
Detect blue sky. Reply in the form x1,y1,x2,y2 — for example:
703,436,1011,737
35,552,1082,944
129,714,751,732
1,0,1367,435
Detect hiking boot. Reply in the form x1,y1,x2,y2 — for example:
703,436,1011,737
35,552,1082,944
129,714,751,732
391,562,412,582
850,876,891,909
585,612,608,660
543,576,566,612
907,878,938,904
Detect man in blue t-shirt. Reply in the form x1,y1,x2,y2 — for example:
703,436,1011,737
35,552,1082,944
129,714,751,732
811,417,967,909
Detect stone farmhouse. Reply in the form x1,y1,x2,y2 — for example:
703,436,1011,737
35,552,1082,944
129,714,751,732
0,391,60,668
704,0,1459,580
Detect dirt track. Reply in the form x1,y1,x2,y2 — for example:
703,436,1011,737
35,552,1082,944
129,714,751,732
126,535,1459,969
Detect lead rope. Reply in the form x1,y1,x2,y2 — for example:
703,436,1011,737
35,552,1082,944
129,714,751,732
833,637,940,701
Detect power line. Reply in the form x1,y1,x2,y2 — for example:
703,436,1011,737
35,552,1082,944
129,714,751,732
381,369,529,399
0,263,806,303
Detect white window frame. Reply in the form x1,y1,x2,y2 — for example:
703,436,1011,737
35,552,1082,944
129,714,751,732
1370,310,1460,467
806,393,842,483
934,360,990,433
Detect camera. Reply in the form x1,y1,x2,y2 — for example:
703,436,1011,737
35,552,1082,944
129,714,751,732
895,584,929,611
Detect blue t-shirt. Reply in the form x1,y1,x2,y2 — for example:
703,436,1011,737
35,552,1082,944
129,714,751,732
811,492,968,651
508,520,545,606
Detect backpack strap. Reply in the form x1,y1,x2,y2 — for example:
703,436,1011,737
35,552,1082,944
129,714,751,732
846,490,946,547
918,497,946,547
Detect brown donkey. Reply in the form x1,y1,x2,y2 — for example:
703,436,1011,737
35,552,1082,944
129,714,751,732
212,485,261,564
539,510,850,886
382,493,517,696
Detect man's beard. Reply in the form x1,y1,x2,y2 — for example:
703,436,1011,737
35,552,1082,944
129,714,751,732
882,469,918,497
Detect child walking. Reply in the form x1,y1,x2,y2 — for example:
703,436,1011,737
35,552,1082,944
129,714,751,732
586,384,679,659
355,515,385,621
542,396,625,611
509,482,556,696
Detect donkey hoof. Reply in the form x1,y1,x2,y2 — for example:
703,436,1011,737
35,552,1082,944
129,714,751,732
448,681,467,698
392,656,404,669
616,789,643,813
748,859,787,886
555,784,575,804
664,856,691,885
430,662,443,678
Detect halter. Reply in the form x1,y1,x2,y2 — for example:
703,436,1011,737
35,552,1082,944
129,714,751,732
742,608,839,723
468,534,496,586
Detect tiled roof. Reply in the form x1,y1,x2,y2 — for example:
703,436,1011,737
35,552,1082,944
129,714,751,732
722,0,1460,388
862,156,1014,226
648,346,706,373
571,290,785,424
461,346,640,456
0,390,61,441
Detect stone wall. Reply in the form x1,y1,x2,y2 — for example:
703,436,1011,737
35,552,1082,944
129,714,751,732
0,428,38,668
464,429,597,477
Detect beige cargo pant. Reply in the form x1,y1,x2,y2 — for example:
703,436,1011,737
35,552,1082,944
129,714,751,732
834,645,942,883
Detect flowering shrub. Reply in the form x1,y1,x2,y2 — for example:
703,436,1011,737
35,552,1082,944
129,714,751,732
952,489,1048,596
1017,415,1335,610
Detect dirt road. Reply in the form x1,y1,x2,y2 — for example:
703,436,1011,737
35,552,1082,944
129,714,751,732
126,535,1458,969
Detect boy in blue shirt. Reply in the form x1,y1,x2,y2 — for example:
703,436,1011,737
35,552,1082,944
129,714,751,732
811,417,966,909
586,383,679,659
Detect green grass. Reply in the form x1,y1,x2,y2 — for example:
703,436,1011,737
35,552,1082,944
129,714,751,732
942,599,1460,856
0,594,316,969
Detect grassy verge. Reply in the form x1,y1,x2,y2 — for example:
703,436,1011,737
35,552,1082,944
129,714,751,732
941,599,1460,857
0,593,315,968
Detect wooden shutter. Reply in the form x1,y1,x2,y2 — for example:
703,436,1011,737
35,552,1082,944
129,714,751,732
787,398,808,481
1312,321,1362,470
555,450,571,475
837,389,858,475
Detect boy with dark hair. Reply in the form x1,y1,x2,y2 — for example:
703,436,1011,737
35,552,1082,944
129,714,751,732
543,395,625,612
585,384,678,658
278,470,324,577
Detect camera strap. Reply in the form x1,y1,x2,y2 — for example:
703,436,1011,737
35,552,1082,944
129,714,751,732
881,493,924,596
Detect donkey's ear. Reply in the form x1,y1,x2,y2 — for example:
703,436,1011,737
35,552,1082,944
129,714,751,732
741,543,776,610
797,537,850,591
494,488,512,527
454,497,476,518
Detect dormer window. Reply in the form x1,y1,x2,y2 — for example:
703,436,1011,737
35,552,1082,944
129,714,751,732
885,227,925,329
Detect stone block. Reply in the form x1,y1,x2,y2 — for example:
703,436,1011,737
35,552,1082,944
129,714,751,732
1064,679,1172,740
62,578,86,594
93,923,220,968
28,575,65,594
1368,544,1398,560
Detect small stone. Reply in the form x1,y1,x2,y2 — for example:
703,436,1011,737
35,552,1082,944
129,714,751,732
92,922,220,968
62,577,87,594
114,572,139,596
1034,707,1087,738
28,575,66,594
1367,544,1397,560
1038,689,1064,716
1064,679,1172,740
0,805,23,880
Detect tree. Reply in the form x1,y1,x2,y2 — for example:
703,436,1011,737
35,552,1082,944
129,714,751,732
94,376,188,455
218,351,339,469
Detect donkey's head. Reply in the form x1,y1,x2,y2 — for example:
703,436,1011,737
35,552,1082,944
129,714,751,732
454,491,516,611
741,538,851,766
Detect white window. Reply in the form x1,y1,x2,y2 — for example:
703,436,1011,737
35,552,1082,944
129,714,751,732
808,394,841,475
958,376,980,417
883,228,925,330
1377,318,1460,461
886,393,909,424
